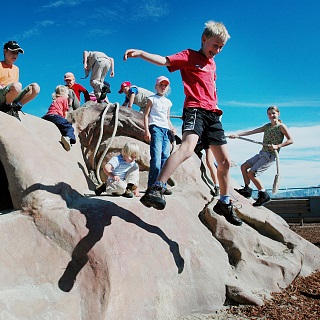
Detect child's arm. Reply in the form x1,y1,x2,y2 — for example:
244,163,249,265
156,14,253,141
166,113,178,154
167,107,176,134
127,92,135,108
109,57,115,77
83,51,88,70
103,163,120,181
123,49,170,67
229,125,265,138
143,100,152,141
271,123,293,151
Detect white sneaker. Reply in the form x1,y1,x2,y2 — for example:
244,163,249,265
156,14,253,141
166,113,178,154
61,136,71,151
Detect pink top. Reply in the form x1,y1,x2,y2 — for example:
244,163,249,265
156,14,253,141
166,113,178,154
45,96,69,117
167,49,222,115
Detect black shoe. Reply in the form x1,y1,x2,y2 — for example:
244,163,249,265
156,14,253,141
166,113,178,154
95,182,106,196
140,185,166,210
123,183,136,198
0,102,22,121
253,191,270,207
235,186,252,198
163,188,172,195
99,82,111,102
213,200,243,226
211,185,220,197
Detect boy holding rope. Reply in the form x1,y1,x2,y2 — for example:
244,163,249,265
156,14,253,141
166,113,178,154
229,106,293,206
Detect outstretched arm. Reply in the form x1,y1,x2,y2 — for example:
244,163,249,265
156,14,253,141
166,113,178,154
229,126,265,139
123,49,170,66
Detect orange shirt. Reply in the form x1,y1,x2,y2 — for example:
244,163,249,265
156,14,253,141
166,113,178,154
0,61,19,86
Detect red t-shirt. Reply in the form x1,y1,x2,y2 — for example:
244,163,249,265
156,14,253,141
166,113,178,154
69,83,90,102
167,49,222,115
45,96,69,117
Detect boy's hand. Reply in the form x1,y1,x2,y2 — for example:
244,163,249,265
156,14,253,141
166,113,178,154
123,49,142,60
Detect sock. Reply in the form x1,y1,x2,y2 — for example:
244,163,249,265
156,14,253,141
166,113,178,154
154,181,166,189
219,195,230,204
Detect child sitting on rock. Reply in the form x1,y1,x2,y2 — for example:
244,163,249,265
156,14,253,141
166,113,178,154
95,142,140,198
42,85,76,151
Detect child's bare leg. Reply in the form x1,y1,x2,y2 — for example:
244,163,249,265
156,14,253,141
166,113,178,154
240,162,252,186
5,82,22,104
209,144,231,196
157,131,199,183
248,171,264,190
205,148,218,185
18,83,40,105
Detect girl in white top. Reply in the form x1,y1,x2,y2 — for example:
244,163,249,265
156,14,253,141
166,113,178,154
144,76,176,189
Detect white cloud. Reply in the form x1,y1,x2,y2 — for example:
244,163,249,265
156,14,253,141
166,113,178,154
42,0,82,8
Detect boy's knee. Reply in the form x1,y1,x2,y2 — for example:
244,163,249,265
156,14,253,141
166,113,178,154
29,83,40,95
218,158,231,172
10,82,22,93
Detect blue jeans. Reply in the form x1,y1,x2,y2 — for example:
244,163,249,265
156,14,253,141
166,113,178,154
148,125,170,187
42,114,76,144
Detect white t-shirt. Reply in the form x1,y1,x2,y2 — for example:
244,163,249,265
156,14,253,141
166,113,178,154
148,94,172,129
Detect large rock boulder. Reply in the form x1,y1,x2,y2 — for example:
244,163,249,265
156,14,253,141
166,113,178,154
0,102,319,319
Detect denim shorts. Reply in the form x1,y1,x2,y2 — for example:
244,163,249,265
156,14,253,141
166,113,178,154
182,107,227,146
247,150,276,176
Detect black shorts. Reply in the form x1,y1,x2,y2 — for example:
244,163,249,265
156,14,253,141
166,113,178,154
182,108,227,147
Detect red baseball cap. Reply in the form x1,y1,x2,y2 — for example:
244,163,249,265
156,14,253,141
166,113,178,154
118,81,131,93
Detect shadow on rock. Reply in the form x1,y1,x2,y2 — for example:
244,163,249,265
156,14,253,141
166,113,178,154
23,182,185,292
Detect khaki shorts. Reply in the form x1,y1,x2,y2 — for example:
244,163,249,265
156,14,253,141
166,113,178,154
0,84,30,105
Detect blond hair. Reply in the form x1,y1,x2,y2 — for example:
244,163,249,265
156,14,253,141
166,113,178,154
52,85,69,100
202,20,231,43
121,142,140,159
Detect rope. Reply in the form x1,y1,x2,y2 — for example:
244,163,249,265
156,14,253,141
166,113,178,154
227,136,280,194
93,102,120,184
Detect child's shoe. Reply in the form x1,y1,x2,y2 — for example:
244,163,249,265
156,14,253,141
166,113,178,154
211,185,220,197
140,183,166,210
253,191,270,207
61,136,71,151
123,183,137,198
98,82,111,102
213,200,243,226
235,186,252,198
95,182,106,196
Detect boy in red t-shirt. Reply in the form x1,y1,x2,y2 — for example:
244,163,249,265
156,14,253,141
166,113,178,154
64,72,90,104
123,20,242,226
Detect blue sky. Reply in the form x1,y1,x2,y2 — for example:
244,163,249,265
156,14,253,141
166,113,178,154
3,0,320,190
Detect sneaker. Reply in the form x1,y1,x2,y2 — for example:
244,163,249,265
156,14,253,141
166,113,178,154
61,136,71,151
163,188,172,195
140,185,166,210
123,189,134,198
98,82,111,102
211,185,220,197
0,102,22,121
235,186,252,198
95,182,106,196
253,191,270,207
213,200,243,226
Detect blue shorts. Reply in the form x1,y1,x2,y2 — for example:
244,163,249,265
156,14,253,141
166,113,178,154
182,108,227,146
246,150,276,176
